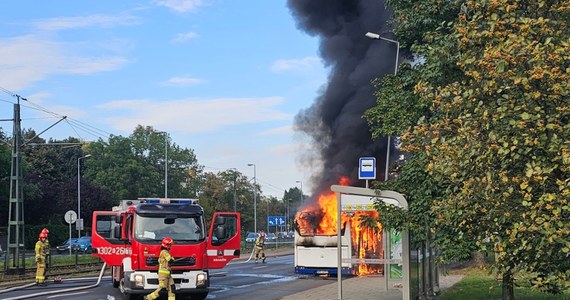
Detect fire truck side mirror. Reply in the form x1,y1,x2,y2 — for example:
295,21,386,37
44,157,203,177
213,226,226,245
214,216,225,226
114,225,123,240
113,225,125,241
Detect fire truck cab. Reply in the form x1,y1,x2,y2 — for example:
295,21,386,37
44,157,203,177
91,198,240,300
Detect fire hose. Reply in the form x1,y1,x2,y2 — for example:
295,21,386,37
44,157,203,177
0,262,107,300
244,242,259,263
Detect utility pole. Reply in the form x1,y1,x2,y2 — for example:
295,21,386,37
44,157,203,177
248,163,257,233
5,95,26,274
232,168,237,212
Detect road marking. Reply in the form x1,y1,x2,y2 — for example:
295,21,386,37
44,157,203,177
210,274,297,293
47,291,90,298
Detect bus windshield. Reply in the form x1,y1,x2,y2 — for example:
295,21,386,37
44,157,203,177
134,215,205,242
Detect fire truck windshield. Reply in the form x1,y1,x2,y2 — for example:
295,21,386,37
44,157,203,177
134,215,205,242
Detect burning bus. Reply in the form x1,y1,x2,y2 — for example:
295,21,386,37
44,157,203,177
293,182,385,276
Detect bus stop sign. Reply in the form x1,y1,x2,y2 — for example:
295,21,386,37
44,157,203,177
358,157,376,180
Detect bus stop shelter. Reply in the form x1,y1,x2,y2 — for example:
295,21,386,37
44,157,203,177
331,185,410,300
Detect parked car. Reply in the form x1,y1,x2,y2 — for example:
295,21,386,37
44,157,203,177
245,232,259,243
71,236,92,253
266,233,277,241
56,238,77,254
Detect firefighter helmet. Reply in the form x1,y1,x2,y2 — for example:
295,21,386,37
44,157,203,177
161,237,174,249
41,228,49,235
39,232,47,239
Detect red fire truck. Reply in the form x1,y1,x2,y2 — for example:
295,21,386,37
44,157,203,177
91,198,240,300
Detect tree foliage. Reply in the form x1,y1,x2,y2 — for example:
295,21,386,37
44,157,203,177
0,122,307,250
0,130,12,223
84,125,201,201
368,0,569,297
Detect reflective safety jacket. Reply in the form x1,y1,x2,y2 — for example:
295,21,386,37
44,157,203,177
255,237,265,249
35,240,49,261
158,249,174,275
43,239,50,256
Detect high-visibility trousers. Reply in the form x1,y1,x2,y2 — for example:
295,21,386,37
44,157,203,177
36,260,46,283
254,246,265,260
147,271,175,300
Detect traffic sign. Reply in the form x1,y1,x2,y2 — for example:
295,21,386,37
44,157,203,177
76,218,84,230
64,210,77,224
268,216,286,227
358,157,376,180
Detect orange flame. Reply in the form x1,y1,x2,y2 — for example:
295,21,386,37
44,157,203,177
294,177,383,276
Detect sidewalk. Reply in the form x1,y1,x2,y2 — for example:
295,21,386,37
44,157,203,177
238,247,402,300
281,275,404,300
280,273,464,300
238,246,464,300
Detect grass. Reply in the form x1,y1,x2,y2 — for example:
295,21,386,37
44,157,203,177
0,252,100,270
438,267,570,300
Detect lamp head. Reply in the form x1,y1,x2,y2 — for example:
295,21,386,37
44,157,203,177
365,32,380,39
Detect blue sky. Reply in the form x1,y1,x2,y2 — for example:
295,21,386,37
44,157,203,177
0,0,328,198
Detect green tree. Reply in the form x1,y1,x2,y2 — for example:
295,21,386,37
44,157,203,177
0,130,11,226
365,0,472,262
282,186,304,229
196,169,258,231
369,0,569,298
84,125,201,202
199,171,234,219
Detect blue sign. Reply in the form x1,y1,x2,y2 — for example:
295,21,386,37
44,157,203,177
359,157,376,179
268,216,286,227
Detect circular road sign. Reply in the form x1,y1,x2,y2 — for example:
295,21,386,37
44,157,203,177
65,210,77,224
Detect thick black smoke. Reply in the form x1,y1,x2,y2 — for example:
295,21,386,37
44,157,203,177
287,0,397,196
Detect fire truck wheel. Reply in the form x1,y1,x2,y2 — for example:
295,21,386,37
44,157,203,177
120,292,139,300
112,277,120,288
111,266,120,288
189,292,208,300
119,279,139,300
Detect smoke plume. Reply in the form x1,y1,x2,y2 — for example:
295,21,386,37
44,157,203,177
288,0,397,196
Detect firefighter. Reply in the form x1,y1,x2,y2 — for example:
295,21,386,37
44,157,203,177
35,231,49,286
41,228,50,276
144,237,175,300
254,231,266,264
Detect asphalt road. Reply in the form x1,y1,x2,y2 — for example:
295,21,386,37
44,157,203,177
0,253,337,300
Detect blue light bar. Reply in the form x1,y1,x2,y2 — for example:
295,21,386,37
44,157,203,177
138,198,196,205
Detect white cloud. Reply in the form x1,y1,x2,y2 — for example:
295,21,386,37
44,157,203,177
257,125,293,136
270,56,322,73
172,31,199,43
159,76,206,86
153,0,204,12
33,14,140,31
268,142,300,155
60,56,130,75
0,36,129,90
98,96,292,133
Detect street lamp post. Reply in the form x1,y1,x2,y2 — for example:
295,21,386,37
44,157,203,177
286,198,289,231
77,154,92,238
231,168,238,212
365,31,400,181
163,132,168,198
247,163,257,233
296,180,304,204
157,131,169,197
